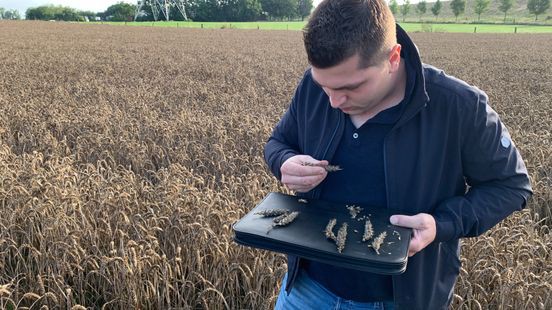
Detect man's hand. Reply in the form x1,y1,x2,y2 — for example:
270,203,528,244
390,213,436,257
280,155,328,193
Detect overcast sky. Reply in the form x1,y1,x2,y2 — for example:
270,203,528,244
2,1,326,14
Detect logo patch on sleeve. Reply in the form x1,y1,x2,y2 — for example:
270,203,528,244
501,136,511,148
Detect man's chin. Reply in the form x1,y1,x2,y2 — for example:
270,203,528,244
340,107,354,114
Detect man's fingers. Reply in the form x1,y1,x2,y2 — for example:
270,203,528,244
280,155,330,193
282,174,326,188
392,214,437,257
390,214,422,229
283,162,327,177
408,239,423,257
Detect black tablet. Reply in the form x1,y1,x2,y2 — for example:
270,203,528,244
233,192,412,275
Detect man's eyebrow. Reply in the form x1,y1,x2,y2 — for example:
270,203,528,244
311,74,365,91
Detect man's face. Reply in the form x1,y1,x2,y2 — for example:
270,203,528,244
310,52,396,117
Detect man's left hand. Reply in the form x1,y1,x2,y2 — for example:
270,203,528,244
389,213,436,257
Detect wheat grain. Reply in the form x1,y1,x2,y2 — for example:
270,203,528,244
346,205,363,219
392,230,401,240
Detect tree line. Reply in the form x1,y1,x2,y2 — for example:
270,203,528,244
22,0,313,22
184,0,314,22
390,0,551,22
0,7,22,20
25,5,97,22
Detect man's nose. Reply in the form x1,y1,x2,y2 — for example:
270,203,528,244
328,90,346,108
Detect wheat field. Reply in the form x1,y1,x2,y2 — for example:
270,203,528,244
0,21,550,309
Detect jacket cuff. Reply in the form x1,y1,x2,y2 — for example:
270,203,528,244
433,212,457,242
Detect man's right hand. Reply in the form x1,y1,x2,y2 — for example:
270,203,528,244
280,155,329,193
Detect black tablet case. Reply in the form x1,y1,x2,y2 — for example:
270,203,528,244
233,192,411,275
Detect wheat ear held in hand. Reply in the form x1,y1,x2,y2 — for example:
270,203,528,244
301,161,342,172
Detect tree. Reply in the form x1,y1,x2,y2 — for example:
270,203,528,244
431,0,442,19
474,0,490,21
221,0,262,21
26,5,88,21
527,0,550,21
260,0,296,20
297,0,313,21
389,0,399,16
79,10,98,21
236,0,262,21
2,9,21,20
187,0,218,21
0,7,5,19
498,0,514,22
450,0,466,21
400,0,410,22
103,2,136,21
416,1,427,20
58,7,81,21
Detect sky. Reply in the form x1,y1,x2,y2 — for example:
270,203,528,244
0,0,134,14
0,0,357,16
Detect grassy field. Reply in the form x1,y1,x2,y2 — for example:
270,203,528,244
91,20,552,33
92,20,307,30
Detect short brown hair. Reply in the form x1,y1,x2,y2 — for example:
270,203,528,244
303,0,397,69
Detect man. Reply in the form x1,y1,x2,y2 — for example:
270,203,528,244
263,0,532,309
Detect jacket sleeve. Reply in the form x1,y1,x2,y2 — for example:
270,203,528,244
263,77,305,181
432,91,533,242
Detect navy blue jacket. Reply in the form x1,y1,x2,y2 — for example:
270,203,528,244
263,25,532,309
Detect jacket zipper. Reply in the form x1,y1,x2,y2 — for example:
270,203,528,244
387,100,428,307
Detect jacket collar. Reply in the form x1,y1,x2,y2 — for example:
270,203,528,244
395,24,430,127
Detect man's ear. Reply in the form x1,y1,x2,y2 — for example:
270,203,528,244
388,44,402,73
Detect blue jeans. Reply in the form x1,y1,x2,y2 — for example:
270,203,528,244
275,270,395,310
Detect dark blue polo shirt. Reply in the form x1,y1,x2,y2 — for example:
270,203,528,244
303,59,415,302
